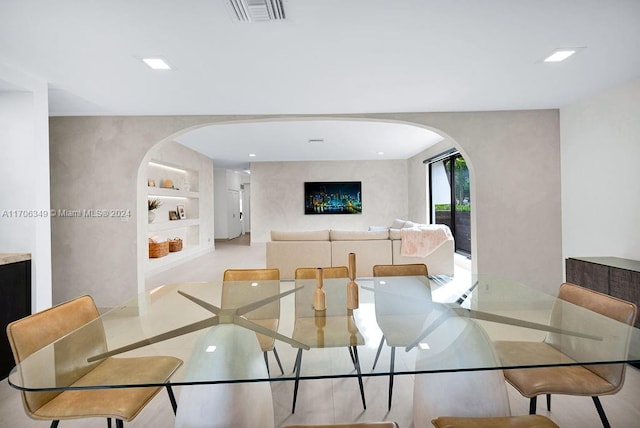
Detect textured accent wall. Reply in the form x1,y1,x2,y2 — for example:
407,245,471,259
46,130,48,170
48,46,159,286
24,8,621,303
250,160,409,243
50,110,562,306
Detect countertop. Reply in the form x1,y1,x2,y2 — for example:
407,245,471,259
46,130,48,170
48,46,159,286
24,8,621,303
0,253,31,266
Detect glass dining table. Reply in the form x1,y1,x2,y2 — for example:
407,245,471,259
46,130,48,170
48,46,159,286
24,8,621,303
8,274,640,398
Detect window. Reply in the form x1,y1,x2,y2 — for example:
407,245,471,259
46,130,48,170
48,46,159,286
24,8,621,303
427,151,471,256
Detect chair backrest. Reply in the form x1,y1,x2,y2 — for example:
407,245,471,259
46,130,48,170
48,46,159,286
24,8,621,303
6,295,106,415
223,268,279,281
221,268,280,320
373,263,428,277
546,282,638,390
294,266,349,280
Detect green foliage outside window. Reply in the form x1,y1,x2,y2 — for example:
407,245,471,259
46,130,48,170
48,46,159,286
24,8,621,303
435,203,471,212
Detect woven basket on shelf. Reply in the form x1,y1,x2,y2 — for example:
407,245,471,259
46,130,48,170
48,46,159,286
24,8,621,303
148,239,169,258
168,238,183,252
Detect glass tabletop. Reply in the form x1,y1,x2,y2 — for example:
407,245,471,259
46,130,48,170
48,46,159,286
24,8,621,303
8,275,640,391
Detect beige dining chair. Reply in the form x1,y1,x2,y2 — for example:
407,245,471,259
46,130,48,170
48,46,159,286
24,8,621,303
294,266,350,280
430,415,558,427
372,263,428,278
222,268,284,375
371,263,429,410
413,315,558,428
494,282,637,427
291,266,366,413
6,295,183,428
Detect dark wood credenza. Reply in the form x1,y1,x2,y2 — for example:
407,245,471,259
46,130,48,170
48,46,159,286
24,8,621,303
566,257,640,329
0,254,31,379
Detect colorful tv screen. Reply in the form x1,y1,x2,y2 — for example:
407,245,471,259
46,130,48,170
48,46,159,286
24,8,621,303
304,181,362,215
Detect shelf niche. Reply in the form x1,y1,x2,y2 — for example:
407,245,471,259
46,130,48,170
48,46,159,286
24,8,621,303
142,142,214,279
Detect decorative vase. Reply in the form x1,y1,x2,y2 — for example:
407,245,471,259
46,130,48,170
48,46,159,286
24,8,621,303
313,268,326,311
148,210,156,223
347,252,359,310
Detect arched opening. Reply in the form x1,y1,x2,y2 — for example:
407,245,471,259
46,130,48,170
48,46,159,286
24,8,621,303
136,117,475,292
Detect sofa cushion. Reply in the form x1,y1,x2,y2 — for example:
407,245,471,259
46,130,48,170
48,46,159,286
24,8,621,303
368,225,389,232
270,230,330,241
389,228,402,240
330,229,389,241
391,218,407,229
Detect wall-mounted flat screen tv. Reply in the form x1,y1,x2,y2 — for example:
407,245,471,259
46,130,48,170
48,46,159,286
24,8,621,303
304,181,362,215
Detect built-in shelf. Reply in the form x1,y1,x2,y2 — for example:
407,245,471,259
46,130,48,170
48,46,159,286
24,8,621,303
147,187,199,199
148,218,199,232
146,245,210,275
145,158,203,271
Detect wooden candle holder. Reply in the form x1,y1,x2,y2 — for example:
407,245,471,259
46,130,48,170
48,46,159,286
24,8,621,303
314,267,326,311
347,252,359,310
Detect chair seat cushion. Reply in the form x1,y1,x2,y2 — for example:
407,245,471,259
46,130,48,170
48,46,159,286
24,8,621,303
431,415,559,428
494,341,617,396
33,356,182,421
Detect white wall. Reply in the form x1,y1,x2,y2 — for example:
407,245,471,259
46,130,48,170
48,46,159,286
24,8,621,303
561,78,640,262
0,64,51,311
251,160,409,243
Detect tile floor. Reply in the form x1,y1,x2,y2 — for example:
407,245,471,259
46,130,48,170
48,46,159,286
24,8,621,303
2,235,639,427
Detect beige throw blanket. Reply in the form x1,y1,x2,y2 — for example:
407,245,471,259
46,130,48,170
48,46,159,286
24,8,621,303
400,225,454,257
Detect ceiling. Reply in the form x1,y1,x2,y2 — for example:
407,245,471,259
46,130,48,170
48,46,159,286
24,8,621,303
1,0,639,170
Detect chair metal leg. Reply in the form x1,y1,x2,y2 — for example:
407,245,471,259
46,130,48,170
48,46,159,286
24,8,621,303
107,418,112,428
351,346,367,410
592,396,611,428
50,421,60,428
388,346,395,410
546,393,551,411
291,348,303,413
263,351,270,376
372,336,385,370
529,396,537,414
116,420,124,428
348,346,356,365
166,384,178,415
272,346,284,375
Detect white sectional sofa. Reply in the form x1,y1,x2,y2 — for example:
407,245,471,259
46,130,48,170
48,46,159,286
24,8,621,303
266,223,454,279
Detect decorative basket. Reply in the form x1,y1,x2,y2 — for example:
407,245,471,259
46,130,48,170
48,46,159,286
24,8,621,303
148,239,169,258
168,238,183,252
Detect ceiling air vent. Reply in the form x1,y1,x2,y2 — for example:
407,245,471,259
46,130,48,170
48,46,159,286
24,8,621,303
228,0,286,22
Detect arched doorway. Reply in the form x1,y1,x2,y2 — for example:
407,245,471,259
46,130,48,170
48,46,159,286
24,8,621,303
136,118,472,292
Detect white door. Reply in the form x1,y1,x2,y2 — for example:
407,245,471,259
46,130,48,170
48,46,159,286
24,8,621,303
241,183,251,234
227,190,241,239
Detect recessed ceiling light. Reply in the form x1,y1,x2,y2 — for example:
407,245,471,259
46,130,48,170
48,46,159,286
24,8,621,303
249,153,256,157
142,58,172,70
377,151,385,156
543,48,584,63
